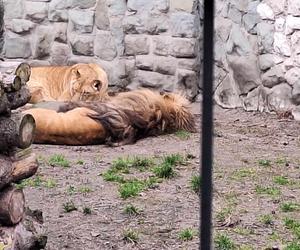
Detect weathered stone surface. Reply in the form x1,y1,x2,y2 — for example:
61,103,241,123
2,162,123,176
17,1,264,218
127,0,152,11
95,0,110,30
264,0,285,15
292,106,300,120
136,55,154,71
171,38,197,58
256,22,274,53
48,0,70,22
107,0,127,16
110,17,125,55
287,0,300,17
274,32,291,57
153,36,170,56
228,54,261,94
124,35,150,55
258,54,275,71
230,0,250,12
285,67,300,86
25,2,48,22
177,69,198,100
70,34,94,56
5,19,35,34
170,12,196,38
51,43,71,65
178,58,199,71
286,15,300,35
4,0,24,19
153,0,169,13
170,0,193,13
155,57,176,75
214,66,227,90
53,22,68,43
216,17,232,41
94,31,117,61
274,17,285,32
228,4,242,24
242,86,269,112
267,83,293,111
292,81,300,105
70,0,96,8
4,35,31,58
291,31,300,54
33,25,54,59
262,65,285,88
257,3,275,20
134,70,174,89
69,9,94,33
243,12,261,34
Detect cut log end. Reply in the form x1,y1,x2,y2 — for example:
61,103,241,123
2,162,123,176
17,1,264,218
17,113,36,149
15,63,31,84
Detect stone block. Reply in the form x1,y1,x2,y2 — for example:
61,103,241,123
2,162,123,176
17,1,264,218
178,58,199,71
170,12,196,38
107,0,127,16
51,43,71,65
291,31,300,54
53,22,68,43
154,57,177,75
176,69,198,100
288,0,300,17
70,0,96,8
69,9,94,33
228,4,242,24
273,32,291,57
153,36,170,56
33,25,54,59
136,55,154,71
171,38,197,58
70,34,94,56
286,15,300,35
262,65,285,88
258,54,275,71
4,0,24,19
5,19,35,34
124,35,150,55
95,0,110,30
256,3,274,20
170,0,194,13
285,67,300,86
134,70,174,89
4,35,31,58
256,22,274,53
94,31,117,61
25,2,48,22
48,0,71,22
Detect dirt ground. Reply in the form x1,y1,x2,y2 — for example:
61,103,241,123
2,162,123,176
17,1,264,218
22,103,300,250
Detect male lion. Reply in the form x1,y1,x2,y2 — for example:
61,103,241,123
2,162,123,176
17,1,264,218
27,63,109,103
24,89,196,146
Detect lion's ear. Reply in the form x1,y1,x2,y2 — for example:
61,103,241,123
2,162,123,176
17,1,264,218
72,68,81,78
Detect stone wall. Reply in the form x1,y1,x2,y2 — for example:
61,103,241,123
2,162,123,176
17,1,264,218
214,0,300,116
1,0,202,100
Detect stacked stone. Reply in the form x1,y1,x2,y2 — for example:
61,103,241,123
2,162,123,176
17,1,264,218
2,0,202,101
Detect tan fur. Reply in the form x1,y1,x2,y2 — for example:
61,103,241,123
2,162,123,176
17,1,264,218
24,89,196,146
27,63,109,103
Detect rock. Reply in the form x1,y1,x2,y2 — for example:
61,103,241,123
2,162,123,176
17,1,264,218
4,0,24,19
134,70,174,89
33,25,54,59
69,9,94,33
286,15,300,35
242,86,270,112
288,0,300,17
292,81,300,105
256,22,274,53
153,0,169,13
247,0,260,14
25,2,48,22
51,43,71,65
3,35,31,58
107,0,127,16
264,0,285,15
243,13,261,34
291,31,300,54
153,36,170,56
228,54,261,94
273,32,291,57
70,34,94,56
274,17,285,32
283,58,295,71
178,58,199,71
171,38,197,58
293,55,300,67
267,83,293,111
95,0,110,30
258,54,275,71
127,0,152,11
214,66,227,90
176,69,198,100
53,22,68,43
94,31,117,61
228,4,242,24
110,17,125,55
256,3,275,20
170,12,196,38
292,107,300,121
216,17,232,41
262,65,285,88
70,0,96,8
124,35,150,55
285,67,300,86
5,19,35,34
136,55,154,71
170,0,194,13
48,0,71,22
154,57,176,75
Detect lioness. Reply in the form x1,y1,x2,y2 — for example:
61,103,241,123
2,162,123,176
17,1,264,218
27,63,109,103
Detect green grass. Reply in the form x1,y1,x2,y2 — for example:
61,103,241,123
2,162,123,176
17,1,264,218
231,168,256,180
163,153,185,166
284,241,300,250
190,175,201,193
48,154,70,168
102,170,125,183
258,159,271,167
76,159,84,165
83,206,92,215
67,185,76,195
179,228,195,241
255,185,281,196
44,179,57,188
174,130,191,140
284,218,300,239
124,204,140,216
214,233,236,250
78,186,92,194
119,180,144,199
15,176,57,189
274,176,290,185
123,229,139,243
153,162,175,178
281,202,300,212
259,214,274,225
216,207,232,223
63,201,77,213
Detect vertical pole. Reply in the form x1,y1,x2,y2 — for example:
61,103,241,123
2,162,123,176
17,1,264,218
200,0,215,249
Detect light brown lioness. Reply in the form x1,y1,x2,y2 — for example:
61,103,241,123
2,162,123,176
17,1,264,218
27,63,109,103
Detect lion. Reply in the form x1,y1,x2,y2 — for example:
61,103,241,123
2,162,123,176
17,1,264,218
27,63,109,104
23,89,196,146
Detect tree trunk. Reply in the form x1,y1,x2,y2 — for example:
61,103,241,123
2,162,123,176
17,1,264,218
0,185,25,226
6,86,31,110
0,113,35,151
0,153,38,190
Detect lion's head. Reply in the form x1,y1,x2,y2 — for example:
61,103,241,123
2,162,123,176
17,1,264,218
69,63,109,101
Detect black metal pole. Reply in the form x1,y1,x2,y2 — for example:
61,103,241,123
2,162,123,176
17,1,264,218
200,0,215,249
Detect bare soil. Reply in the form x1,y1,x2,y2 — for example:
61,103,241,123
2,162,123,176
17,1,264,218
22,104,300,250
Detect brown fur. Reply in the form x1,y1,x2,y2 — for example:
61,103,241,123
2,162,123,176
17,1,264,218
27,63,109,103
24,89,196,146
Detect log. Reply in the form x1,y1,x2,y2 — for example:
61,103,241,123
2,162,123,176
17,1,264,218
0,207,47,250
0,153,38,190
3,75,22,92
0,93,10,115
0,113,35,151
15,63,31,84
6,86,31,110
0,185,25,226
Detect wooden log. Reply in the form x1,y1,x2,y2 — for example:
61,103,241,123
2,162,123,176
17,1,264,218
0,93,10,115
0,153,38,190
3,75,22,92
15,63,31,84
6,86,31,110
0,112,35,151
0,185,25,226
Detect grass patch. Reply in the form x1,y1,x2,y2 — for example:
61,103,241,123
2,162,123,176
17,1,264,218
216,207,232,223
284,218,300,239
67,185,76,195
255,185,281,196
214,233,236,250
179,228,195,241
63,201,77,213
190,175,201,193
119,180,144,199
281,202,300,212
102,170,125,183
76,159,84,165
174,130,191,140
78,186,92,194
258,159,271,167
153,162,175,178
124,204,140,216
16,176,57,189
48,154,70,168
44,179,57,188
259,214,274,226
123,229,139,244
274,176,290,185
284,241,300,250
83,206,92,215
231,168,256,180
